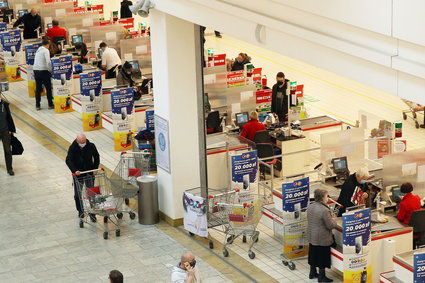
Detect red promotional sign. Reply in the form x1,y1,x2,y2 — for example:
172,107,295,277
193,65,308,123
227,71,245,88
73,7,85,13
256,89,272,104
118,18,134,29
211,54,226,66
92,5,104,14
296,85,304,97
252,67,262,86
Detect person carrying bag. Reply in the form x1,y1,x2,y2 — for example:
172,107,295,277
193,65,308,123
0,95,17,175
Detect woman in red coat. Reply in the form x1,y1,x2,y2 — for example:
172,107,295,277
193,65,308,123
397,182,421,224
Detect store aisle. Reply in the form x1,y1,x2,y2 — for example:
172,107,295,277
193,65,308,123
0,129,231,283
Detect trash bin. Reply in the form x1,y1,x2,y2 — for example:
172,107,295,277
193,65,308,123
137,175,159,224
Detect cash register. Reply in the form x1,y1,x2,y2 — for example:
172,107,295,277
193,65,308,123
331,156,350,185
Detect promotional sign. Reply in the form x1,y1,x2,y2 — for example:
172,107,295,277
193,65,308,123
208,53,226,67
145,109,154,131
230,150,258,192
111,87,135,151
25,42,42,97
80,71,102,131
342,207,372,283
227,70,245,88
282,177,309,212
256,89,272,112
252,67,262,88
154,115,170,172
51,55,73,113
0,23,7,32
0,30,23,82
414,251,425,283
183,192,208,237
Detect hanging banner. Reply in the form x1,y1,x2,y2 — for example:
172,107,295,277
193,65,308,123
111,87,134,151
227,70,245,88
414,251,425,283
282,177,309,213
342,207,372,283
25,42,42,97
80,71,102,131
230,150,258,192
0,30,23,82
0,23,7,32
183,192,208,237
51,55,73,113
145,109,154,131
256,89,272,112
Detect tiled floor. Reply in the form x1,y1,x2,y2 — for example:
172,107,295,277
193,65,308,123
0,130,232,283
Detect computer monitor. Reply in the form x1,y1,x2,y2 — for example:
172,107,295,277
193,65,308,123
235,112,249,127
332,156,348,174
128,60,142,79
47,23,53,29
71,34,83,45
391,187,404,203
0,1,8,8
18,9,27,17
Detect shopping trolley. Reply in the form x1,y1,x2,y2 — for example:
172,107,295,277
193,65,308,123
184,188,240,249
132,138,156,172
401,98,422,129
218,193,265,259
73,168,122,239
110,151,152,220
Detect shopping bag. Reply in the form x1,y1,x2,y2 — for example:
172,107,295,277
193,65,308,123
10,135,24,155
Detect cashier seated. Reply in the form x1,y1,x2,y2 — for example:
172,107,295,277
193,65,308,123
336,168,371,217
116,61,136,87
396,182,421,225
239,111,266,142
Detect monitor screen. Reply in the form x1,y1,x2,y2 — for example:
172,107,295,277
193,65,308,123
235,112,249,126
129,60,140,71
0,1,8,8
18,9,27,17
71,34,83,45
391,187,404,203
47,23,53,29
332,157,348,173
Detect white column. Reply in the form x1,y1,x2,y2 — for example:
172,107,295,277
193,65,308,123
150,10,206,222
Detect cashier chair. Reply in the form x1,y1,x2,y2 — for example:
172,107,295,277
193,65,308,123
206,110,222,134
256,143,278,180
409,209,425,248
53,36,66,55
253,130,271,144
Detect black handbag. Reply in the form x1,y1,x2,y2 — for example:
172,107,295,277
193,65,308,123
10,135,24,155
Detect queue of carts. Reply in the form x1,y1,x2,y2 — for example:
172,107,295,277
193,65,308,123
73,150,152,240
184,188,266,259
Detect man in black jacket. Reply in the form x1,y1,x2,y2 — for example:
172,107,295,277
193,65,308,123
13,8,41,39
336,168,370,216
66,133,100,220
120,0,133,18
271,72,290,122
0,97,16,175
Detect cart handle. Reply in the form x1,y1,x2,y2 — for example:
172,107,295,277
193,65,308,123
121,151,151,156
327,196,343,208
72,168,104,176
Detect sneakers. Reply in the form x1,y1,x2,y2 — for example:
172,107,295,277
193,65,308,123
7,169,14,176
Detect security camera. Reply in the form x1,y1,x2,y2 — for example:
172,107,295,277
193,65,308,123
129,0,154,18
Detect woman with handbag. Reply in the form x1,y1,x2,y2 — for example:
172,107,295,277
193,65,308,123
0,94,16,175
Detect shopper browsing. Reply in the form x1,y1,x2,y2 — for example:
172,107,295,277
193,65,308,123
171,251,201,283
109,270,123,283
13,8,41,39
239,111,266,142
65,133,100,222
33,36,53,111
0,95,16,176
271,72,289,122
99,42,122,79
396,182,421,224
307,189,337,282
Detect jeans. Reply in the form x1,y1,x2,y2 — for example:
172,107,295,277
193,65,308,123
34,70,53,107
0,131,12,170
73,174,95,215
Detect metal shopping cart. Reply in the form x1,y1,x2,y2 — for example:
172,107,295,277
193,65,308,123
184,188,240,249
73,169,122,239
401,98,422,129
218,193,265,259
110,151,152,220
132,137,156,172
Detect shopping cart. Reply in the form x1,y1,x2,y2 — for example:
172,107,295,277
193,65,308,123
184,188,240,249
401,98,422,129
132,137,156,172
110,151,152,220
279,209,309,270
218,193,265,259
73,168,122,240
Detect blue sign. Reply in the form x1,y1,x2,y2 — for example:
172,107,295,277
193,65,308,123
51,56,73,80
282,177,309,212
414,252,425,283
111,87,134,115
231,150,258,191
342,207,371,248
25,42,41,65
80,71,102,97
145,110,154,130
0,23,7,32
0,29,22,52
